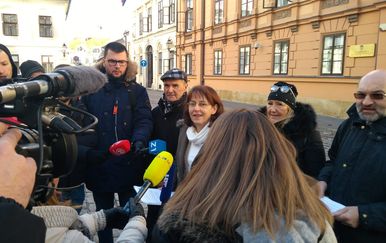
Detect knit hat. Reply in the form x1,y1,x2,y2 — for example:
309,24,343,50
267,81,298,110
0,43,18,78
160,68,187,82
20,60,45,79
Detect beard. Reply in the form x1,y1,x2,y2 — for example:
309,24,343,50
107,73,125,83
356,103,385,122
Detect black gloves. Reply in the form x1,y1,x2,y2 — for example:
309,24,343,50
126,197,145,218
104,198,145,229
86,149,108,165
104,207,131,229
133,141,146,155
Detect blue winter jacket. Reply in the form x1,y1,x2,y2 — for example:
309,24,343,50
81,79,153,192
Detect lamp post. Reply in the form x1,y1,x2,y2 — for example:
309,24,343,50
62,43,68,57
166,38,173,51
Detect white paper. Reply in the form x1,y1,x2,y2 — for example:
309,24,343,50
320,196,345,214
133,186,174,206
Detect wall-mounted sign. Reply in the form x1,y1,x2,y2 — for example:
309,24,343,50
349,44,375,58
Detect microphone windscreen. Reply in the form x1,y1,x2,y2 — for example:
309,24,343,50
144,151,173,186
56,66,107,97
109,139,131,156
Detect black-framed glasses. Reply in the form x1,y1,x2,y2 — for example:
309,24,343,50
354,92,386,100
271,85,296,97
106,59,128,66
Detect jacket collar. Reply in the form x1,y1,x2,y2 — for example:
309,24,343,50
347,103,386,134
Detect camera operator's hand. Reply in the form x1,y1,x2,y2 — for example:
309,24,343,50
133,141,145,155
104,207,131,229
0,123,37,208
86,149,108,165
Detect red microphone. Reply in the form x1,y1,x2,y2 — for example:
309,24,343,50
109,140,131,156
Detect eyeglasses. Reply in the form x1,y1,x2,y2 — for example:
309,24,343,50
188,101,210,108
106,59,128,66
354,92,386,100
271,85,296,97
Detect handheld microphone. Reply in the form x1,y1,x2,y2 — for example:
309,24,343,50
109,139,131,156
160,162,176,203
0,66,107,104
123,151,173,210
139,139,167,155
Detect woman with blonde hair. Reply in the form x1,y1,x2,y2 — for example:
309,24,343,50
152,109,336,242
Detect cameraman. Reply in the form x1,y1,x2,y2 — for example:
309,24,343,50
0,122,46,243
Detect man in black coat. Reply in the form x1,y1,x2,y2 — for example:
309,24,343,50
146,68,188,241
318,69,386,243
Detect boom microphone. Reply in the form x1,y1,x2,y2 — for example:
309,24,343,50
123,151,173,210
0,66,107,104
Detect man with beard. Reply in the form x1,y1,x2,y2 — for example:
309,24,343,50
146,68,188,241
317,70,386,243
81,42,152,243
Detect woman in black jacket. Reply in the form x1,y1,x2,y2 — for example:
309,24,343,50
259,81,325,178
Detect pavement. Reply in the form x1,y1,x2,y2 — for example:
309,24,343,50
81,88,344,242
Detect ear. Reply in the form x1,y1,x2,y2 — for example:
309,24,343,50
211,104,218,115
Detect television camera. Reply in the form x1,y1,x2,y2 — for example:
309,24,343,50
0,66,106,205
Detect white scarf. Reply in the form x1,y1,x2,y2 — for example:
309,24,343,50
186,123,210,170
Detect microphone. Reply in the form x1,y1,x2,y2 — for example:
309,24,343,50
160,162,176,203
123,151,174,210
0,66,107,104
139,139,167,155
109,139,131,156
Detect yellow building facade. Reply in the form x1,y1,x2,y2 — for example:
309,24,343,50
176,0,386,117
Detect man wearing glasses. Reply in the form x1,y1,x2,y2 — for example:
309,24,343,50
80,42,152,243
317,70,386,242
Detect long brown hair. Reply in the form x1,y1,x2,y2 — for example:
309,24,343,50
183,85,225,127
159,109,332,237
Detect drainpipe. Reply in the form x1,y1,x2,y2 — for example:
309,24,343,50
200,0,205,85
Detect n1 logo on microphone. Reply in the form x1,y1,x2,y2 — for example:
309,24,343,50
149,139,166,155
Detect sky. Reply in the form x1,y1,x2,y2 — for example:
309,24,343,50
64,0,139,41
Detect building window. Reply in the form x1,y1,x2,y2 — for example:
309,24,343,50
185,54,192,75
41,55,53,72
169,50,175,69
2,14,18,36
322,33,345,75
139,13,143,35
277,0,290,7
273,41,289,75
39,16,52,37
186,0,193,31
239,46,250,75
241,0,253,17
169,0,175,23
148,8,152,32
214,0,224,25
158,52,163,74
158,1,163,28
11,54,19,71
214,50,222,75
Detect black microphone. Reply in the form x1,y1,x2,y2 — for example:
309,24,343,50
0,66,107,104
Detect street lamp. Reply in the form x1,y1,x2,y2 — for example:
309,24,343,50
166,39,173,51
62,43,68,57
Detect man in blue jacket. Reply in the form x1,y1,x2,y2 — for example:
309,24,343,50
81,42,152,243
318,69,386,243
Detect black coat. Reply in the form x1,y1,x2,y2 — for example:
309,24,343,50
151,98,185,156
259,102,326,178
0,199,46,243
81,81,153,192
319,104,386,243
